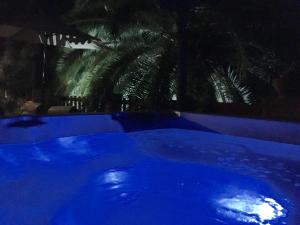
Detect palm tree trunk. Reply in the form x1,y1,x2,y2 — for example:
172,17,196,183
177,5,189,110
41,45,47,104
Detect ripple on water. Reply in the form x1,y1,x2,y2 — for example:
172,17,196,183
32,148,51,162
0,151,18,166
95,168,142,204
282,178,292,183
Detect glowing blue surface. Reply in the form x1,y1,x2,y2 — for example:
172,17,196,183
0,129,299,224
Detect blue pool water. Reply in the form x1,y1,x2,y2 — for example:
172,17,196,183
0,128,299,225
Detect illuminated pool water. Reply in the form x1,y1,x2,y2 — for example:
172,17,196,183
0,128,299,225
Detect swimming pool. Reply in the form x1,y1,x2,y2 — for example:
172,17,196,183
0,113,299,225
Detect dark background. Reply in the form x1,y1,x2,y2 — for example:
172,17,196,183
0,0,300,119
1,0,299,89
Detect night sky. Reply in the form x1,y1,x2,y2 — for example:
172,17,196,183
1,0,299,68
0,0,300,98
1,0,299,72
0,0,75,20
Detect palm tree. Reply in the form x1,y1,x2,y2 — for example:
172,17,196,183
209,66,254,105
56,0,294,112
56,0,178,111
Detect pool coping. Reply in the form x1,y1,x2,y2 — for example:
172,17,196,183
0,112,299,145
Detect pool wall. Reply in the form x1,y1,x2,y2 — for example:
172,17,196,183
0,113,299,145
0,115,123,144
180,113,300,145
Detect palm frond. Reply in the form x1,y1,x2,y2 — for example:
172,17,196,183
209,66,254,105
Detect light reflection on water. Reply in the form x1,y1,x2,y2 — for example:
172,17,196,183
97,169,129,191
216,191,287,224
95,168,141,204
57,136,91,155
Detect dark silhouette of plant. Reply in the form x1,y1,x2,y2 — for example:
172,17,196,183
55,0,299,111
